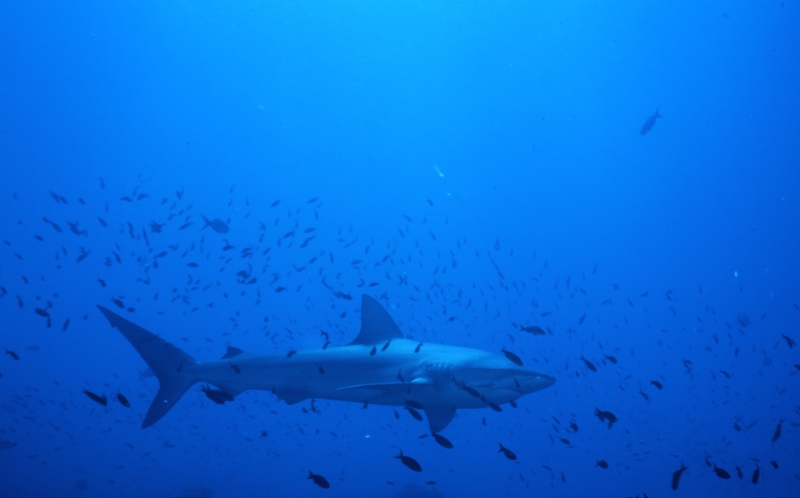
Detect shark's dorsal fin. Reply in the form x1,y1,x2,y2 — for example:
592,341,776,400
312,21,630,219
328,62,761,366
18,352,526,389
348,295,404,346
221,346,245,359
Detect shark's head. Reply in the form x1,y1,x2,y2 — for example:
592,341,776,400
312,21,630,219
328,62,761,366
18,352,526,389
513,369,556,394
438,349,555,406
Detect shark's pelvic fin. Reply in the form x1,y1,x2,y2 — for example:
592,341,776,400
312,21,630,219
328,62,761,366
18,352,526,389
424,405,456,433
97,306,197,428
348,295,405,346
221,346,245,359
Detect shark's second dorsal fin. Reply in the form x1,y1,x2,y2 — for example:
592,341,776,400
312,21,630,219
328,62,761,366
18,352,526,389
221,346,245,359
348,295,404,346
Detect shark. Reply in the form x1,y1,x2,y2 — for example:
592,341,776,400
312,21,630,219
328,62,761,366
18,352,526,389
97,295,555,433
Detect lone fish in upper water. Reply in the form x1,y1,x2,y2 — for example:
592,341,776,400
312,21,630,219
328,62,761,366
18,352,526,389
117,393,131,408
501,348,523,366
395,449,422,472
671,462,688,490
498,443,517,460
83,389,107,406
201,215,229,234
640,107,662,135
713,464,731,479
580,356,597,372
307,470,330,489
520,325,546,336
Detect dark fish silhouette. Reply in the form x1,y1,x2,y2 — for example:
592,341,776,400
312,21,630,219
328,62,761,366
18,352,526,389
751,464,760,484
5,350,19,360
594,408,618,428
117,393,131,408
405,406,423,421
395,449,422,472
307,470,330,489
83,389,107,406
772,419,784,442
640,108,662,135
650,380,663,390
432,433,453,449
604,355,617,364
596,460,609,469
201,215,229,234
580,356,597,372
520,325,546,335
498,443,517,460
201,384,234,404
781,334,796,348
0,440,17,450
671,462,688,490
713,464,731,479
501,348,523,366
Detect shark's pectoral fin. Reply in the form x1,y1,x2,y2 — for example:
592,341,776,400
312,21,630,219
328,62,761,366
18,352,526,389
273,389,310,405
425,405,456,433
221,346,245,359
337,378,434,395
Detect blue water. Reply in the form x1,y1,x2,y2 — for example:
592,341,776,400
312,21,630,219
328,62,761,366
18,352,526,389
1,2,798,497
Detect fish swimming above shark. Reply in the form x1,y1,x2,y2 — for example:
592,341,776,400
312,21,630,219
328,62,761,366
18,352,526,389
97,295,555,433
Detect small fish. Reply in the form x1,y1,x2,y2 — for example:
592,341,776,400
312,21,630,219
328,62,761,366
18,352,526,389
229,363,241,374
596,460,609,469
381,340,392,352
650,380,663,390
201,215,230,234
751,464,760,484
770,460,779,469
781,334,796,349
580,356,597,372
432,433,453,449
498,443,517,460
713,464,731,479
640,108,662,135
671,462,688,490
604,355,617,364
594,408,618,429
5,350,19,360
370,346,377,356
117,393,130,408
201,385,234,404
639,391,650,401
307,470,330,489
405,406,423,421
83,389,108,406
414,342,422,353
286,350,297,358
520,325,546,335
772,419,784,442
736,466,743,479
501,348,523,366
405,399,423,410
395,449,422,472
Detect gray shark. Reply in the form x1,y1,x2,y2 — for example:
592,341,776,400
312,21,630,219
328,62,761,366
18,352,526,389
97,295,555,432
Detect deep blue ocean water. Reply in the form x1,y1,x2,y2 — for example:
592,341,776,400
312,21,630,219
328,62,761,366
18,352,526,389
1,2,798,497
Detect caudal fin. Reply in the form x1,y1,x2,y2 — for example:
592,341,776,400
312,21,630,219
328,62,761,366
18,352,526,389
97,306,197,428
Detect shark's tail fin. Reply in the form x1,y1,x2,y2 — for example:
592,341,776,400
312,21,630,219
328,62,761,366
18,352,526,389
97,306,198,428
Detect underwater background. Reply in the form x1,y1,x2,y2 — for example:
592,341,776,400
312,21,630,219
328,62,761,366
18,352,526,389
1,1,799,497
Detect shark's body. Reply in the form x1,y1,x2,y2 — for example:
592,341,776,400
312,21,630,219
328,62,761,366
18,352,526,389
98,295,555,433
